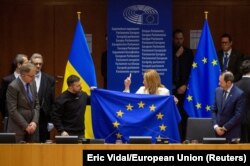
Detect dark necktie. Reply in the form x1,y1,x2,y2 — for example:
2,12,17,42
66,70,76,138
222,90,228,105
223,52,229,71
26,83,33,103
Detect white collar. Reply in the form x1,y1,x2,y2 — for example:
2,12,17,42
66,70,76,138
226,83,233,93
242,75,250,78
224,49,232,56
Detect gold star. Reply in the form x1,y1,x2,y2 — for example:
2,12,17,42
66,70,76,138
196,102,202,109
187,95,193,102
113,121,120,128
212,59,218,66
192,62,198,68
138,101,145,108
116,133,122,139
126,103,133,111
202,57,207,64
116,110,124,117
149,104,156,111
159,124,167,131
156,112,164,120
206,105,211,111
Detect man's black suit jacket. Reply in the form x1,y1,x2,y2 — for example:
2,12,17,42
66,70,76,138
38,72,55,117
0,74,16,117
217,49,243,82
235,77,250,142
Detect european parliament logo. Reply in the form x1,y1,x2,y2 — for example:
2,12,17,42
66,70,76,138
123,5,159,25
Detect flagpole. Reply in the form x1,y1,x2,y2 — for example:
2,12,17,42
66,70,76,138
77,11,81,20
204,11,208,20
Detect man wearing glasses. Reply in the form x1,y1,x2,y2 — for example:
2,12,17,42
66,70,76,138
217,33,244,82
30,53,55,143
6,63,40,143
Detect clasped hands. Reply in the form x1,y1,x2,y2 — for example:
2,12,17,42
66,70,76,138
215,126,227,136
25,122,37,134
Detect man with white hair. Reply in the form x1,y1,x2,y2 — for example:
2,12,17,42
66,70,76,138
30,53,55,142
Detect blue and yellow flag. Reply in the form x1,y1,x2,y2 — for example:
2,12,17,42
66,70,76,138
91,89,181,143
62,19,97,138
184,20,220,117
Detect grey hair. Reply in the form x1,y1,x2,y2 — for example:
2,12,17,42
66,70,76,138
19,63,36,75
30,53,43,62
14,54,28,66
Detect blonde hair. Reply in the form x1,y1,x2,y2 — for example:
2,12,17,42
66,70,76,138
143,69,164,94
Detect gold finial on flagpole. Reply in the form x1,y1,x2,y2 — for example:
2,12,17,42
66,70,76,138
77,11,81,20
204,11,208,20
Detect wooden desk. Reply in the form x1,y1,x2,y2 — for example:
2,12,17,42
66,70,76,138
1,144,250,166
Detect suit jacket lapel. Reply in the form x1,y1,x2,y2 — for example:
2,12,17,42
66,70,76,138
38,73,46,107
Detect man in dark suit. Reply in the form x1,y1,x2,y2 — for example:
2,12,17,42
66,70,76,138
6,63,40,142
235,60,250,142
212,71,245,141
0,54,28,131
172,29,194,141
30,53,55,142
217,33,244,82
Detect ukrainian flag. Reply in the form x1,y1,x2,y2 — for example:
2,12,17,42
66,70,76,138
62,19,97,138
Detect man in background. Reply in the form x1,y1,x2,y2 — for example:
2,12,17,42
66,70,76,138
30,53,55,142
235,60,250,142
172,29,194,141
217,33,244,82
0,54,28,131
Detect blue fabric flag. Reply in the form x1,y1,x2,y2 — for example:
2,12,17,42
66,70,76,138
91,89,181,143
184,20,220,117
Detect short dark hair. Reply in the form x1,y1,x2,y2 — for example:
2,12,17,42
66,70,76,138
221,33,232,42
222,71,234,82
240,60,250,75
173,29,183,37
67,75,80,86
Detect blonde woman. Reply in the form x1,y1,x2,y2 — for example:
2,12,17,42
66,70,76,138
124,69,178,104
124,69,170,95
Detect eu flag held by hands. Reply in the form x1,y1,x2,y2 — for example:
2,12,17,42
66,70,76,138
62,18,97,138
184,20,220,117
91,89,181,143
